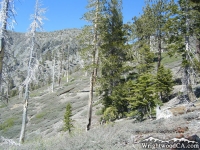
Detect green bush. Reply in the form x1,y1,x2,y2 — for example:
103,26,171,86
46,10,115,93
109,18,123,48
156,65,174,102
103,107,118,122
63,103,74,133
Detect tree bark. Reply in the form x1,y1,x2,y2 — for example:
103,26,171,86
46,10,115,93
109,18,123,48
0,39,5,91
19,33,34,143
86,75,94,131
67,46,69,83
52,56,55,92
196,38,200,61
184,4,196,102
58,48,64,86
157,33,162,70
0,0,9,90
19,99,28,143
86,0,99,131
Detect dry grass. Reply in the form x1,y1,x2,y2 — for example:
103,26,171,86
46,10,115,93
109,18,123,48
1,110,199,150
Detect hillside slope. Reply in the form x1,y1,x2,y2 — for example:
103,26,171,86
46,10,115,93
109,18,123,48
2,29,82,94
0,30,200,150
0,68,102,142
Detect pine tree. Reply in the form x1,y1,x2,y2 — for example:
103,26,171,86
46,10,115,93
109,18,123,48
99,0,128,105
145,0,171,70
165,0,197,102
64,103,73,133
102,82,129,122
156,65,174,102
126,73,158,121
80,0,105,131
132,6,156,75
189,0,200,59
136,43,155,74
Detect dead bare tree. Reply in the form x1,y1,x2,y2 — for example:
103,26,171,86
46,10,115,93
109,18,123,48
66,45,69,83
19,0,46,143
58,46,64,86
0,0,16,102
52,54,55,92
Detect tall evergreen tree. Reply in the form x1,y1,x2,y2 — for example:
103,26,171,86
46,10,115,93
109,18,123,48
165,0,197,102
126,73,158,121
156,65,174,102
99,0,127,108
145,0,171,70
189,0,200,60
81,0,105,131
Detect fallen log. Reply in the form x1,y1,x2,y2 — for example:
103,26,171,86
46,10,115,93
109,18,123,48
57,87,75,96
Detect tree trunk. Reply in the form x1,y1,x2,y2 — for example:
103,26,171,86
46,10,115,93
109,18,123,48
157,24,162,71
67,46,69,83
196,38,200,61
86,75,94,131
184,66,196,102
58,48,64,86
0,0,9,90
52,56,55,92
18,86,23,99
94,47,99,81
19,32,35,143
184,5,196,102
19,101,28,143
19,72,29,143
86,0,99,131
0,39,5,91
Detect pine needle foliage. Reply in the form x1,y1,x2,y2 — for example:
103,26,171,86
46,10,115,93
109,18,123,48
156,65,174,102
64,103,74,133
98,0,128,102
126,73,159,121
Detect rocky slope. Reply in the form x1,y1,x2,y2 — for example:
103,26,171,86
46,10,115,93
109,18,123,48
2,29,82,95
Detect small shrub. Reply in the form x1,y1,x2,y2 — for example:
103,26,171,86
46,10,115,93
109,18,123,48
103,107,118,122
63,103,74,133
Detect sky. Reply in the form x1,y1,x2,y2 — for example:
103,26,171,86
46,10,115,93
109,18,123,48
13,0,145,33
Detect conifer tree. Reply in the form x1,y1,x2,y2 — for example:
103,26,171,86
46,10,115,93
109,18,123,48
126,73,158,121
132,6,155,75
99,0,128,107
81,0,105,131
165,0,197,102
188,0,200,62
136,43,155,74
156,65,174,102
64,103,73,133
145,0,170,70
